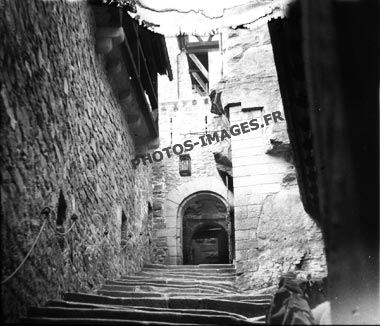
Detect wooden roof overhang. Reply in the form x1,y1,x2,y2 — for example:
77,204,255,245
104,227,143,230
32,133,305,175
91,2,172,140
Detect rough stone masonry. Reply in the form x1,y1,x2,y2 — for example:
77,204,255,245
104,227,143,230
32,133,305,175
0,0,154,322
1,0,328,322
131,111,285,168
151,19,327,290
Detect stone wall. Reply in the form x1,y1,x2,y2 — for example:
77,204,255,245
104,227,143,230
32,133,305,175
151,97,231,264
0,1,153,322
254,186,326,287
150,33,231,265
150,2,326,288
215,8,327,289
228,103,325,289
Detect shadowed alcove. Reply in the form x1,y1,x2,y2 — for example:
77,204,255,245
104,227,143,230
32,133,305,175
181,192,230,265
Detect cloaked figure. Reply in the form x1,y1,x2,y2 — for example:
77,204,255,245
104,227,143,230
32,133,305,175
266,272,315,325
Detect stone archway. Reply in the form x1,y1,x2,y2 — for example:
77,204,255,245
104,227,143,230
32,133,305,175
181,194,229,265
161,176,233,265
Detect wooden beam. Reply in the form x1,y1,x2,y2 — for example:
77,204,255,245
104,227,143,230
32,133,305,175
119,35,158,138
138,37,158,108
188,53,209,80
195,35,204,42
191,72,208,94
186,40,219,53
124,14,158,109
193,84,205,96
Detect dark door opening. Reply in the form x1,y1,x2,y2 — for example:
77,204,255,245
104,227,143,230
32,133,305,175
187,224,229,265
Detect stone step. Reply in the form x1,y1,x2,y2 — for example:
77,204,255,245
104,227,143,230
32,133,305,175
241,299,272,304
248,316,266,323
121,274,236,283
167,298,269,318
115,278,240,292
144,264,235,270
116,279,238,293
97,290,226,298
123,273,235,279
138,271,235,278
105,280,238,294
101,284,222,295
134,274,235,282
139,272,235,278
142,267,236,274
63,293,268,318
209,294,274,302
26,306,258,325
63,293,168,308
21,317,214,325
21,261,271,324
45,299,249,320
141,273,234,280
97,290,166,298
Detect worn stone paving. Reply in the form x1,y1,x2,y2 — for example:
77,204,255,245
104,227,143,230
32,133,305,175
22,264,272,325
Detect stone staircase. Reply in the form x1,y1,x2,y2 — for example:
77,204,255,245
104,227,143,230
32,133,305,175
21,264,272,325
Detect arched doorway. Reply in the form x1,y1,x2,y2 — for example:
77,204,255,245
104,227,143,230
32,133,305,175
181,192,230,265
160,176,234,265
